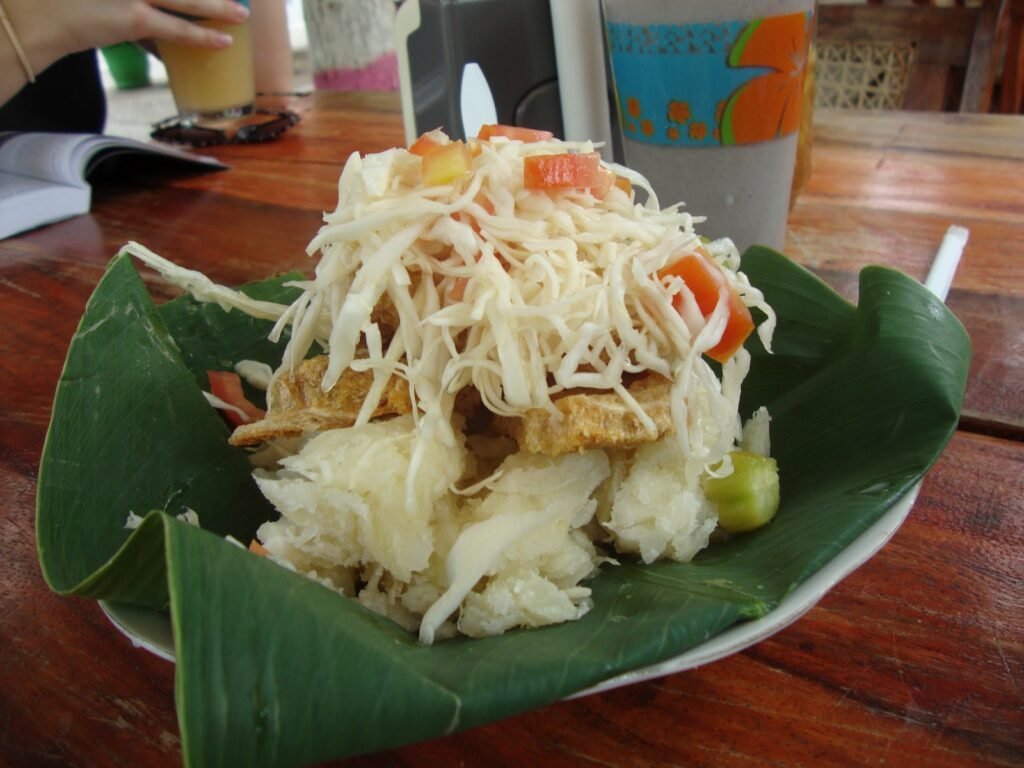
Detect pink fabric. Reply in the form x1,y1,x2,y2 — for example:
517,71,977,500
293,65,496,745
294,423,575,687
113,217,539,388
313,52,400,92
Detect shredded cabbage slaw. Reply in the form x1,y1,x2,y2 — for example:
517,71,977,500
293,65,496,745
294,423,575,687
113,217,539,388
124,134,774,486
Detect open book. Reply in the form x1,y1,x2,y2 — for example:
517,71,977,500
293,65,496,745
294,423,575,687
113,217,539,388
0,132,226,240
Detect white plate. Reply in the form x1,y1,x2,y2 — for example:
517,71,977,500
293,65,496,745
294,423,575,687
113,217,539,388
101,482,919,690
102,598,175,662
575,482,920,697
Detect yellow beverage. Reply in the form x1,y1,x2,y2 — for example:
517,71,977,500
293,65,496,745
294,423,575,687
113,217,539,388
157,19,255,122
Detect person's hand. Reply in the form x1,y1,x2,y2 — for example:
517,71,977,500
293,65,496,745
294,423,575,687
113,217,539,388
2,0,251,102
57,0,251,53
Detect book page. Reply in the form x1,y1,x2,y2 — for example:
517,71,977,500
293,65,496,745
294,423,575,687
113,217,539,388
79,136,226,178
0,171,89,240
0,133,225,187
0,132,225,240
0,133,94,186
0,171,55,202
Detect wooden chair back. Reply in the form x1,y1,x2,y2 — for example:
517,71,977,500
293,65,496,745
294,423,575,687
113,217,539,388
1000,0,1024,112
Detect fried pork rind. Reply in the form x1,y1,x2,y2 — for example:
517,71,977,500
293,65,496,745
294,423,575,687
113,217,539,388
229,356,411,446
495,375,674,456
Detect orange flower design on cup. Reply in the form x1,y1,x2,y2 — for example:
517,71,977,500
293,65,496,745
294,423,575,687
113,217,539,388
720,13,810,145
667,100,691,124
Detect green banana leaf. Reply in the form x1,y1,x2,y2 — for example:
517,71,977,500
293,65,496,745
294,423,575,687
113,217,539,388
36,246,971,767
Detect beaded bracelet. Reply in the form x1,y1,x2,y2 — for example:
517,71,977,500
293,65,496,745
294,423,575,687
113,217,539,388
0,0,35,84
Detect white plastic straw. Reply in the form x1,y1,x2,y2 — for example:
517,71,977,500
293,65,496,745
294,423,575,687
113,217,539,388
924,225,968,303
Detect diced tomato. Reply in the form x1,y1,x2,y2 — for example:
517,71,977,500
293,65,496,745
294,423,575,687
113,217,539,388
613,175,633,196
421,140,472,186
661,252,721,316
523,152,608,195
591,167,616,199
589,168,632,200
477,124,554,142
249,539,270,556
408,130,446,156
207,370,266,427
658,250,755,363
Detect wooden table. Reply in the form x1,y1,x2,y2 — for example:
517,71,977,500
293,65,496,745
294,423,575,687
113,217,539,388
1,94,1021,767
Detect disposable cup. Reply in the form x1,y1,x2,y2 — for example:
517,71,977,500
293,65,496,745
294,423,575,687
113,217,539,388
100,43,151,90
603,0,815,252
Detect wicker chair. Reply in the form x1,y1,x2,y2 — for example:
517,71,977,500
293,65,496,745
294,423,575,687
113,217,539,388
815,0,1008,111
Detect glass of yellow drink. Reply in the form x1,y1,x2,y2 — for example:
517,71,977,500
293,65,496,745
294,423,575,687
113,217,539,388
157,16,255,124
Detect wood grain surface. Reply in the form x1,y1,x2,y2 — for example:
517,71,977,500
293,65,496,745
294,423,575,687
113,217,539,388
0,93,1021,767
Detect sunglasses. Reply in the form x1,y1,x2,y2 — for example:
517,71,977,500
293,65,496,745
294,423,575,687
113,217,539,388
151,109,300,147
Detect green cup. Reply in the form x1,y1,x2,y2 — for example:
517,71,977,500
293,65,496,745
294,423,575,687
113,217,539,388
101,43,151,90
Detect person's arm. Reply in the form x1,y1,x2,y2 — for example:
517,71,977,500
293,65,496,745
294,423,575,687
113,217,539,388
250,0,293,94
1,0,250,104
